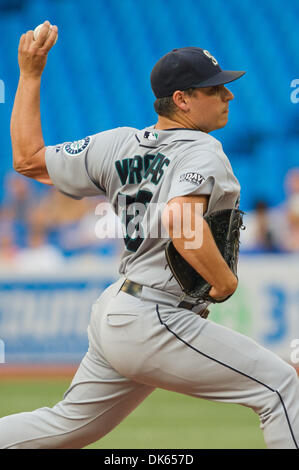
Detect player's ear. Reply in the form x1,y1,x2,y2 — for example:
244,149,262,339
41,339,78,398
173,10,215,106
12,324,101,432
172,90,190,112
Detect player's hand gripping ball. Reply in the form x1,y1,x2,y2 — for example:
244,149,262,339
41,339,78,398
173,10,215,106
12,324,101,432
33,23,58,45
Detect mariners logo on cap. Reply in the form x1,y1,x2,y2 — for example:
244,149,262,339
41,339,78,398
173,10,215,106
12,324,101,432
63,136,91,156
203,50,218,66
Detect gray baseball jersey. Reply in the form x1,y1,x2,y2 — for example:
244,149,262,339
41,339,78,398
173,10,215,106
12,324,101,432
1,127,299,449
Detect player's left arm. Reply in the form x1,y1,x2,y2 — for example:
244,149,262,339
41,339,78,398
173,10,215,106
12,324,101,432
11,21,58,185
163,194,238,301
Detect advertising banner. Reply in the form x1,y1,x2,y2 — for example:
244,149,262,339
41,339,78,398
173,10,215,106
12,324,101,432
0,263,118,364
210,254,299,362
0,255,298,364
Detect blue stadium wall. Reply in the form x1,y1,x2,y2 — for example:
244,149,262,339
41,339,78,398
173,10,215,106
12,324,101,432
0,0,298,210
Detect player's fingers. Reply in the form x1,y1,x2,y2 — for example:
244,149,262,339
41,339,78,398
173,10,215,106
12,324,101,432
18,33,26,51
24,30,34,49
34,20,51,48
42,25,58,52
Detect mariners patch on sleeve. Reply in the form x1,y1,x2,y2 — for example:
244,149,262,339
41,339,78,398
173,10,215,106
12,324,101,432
179,172,205,186
63,136,91,156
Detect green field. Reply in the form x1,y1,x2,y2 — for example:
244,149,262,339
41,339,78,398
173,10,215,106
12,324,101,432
0,378,266,449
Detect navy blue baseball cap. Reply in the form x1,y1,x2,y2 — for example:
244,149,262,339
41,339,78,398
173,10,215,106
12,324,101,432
151,47,246,98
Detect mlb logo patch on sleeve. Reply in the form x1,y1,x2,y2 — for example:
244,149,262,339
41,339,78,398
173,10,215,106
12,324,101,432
144,131,158,141
179,172,205,186
63,136,91,156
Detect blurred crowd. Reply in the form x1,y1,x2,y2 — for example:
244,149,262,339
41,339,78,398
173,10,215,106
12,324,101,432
0,168,298,272
240,168,299,254
0,173,124,272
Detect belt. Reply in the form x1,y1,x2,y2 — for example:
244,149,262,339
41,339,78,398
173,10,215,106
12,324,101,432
120,279,207,313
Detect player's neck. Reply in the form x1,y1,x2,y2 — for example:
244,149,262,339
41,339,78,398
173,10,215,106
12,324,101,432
155,114,205,132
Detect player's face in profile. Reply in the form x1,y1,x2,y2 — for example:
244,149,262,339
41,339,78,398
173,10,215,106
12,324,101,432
189,85,234,133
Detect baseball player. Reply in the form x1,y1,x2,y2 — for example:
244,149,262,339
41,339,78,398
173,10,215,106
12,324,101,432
1,21,299,449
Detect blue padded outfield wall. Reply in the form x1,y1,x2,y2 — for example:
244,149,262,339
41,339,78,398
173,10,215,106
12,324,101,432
0,0,298,210
0,276,114,363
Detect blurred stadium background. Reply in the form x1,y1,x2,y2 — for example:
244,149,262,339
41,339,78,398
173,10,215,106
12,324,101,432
0,0,298,449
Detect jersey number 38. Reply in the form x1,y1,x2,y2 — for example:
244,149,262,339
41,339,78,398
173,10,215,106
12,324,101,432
118,189,153,252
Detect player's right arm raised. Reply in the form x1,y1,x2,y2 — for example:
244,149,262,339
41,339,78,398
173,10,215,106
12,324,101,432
11,21,58,185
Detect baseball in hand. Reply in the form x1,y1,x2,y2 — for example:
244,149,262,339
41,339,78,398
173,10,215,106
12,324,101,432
33,23,58,45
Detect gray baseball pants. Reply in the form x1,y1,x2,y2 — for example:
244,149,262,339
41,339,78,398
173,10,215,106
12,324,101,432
0,277,298,449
